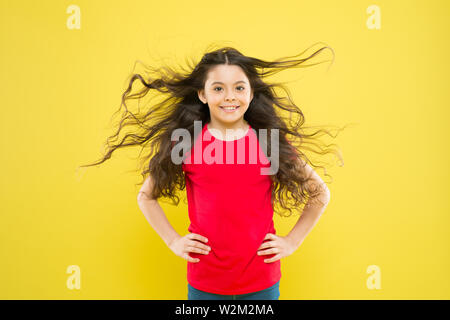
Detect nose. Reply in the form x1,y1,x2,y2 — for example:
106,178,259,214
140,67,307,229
225,91,236,102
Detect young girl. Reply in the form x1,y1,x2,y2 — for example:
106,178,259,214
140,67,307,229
80,44,344,300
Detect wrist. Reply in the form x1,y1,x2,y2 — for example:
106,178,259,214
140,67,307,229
286,233,302,249
166,233,181,248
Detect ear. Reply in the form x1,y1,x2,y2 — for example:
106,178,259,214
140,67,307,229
250,89,254,102
198,89,206,104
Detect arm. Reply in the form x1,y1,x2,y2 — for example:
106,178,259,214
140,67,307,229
285,159,331,248
137,175,181,247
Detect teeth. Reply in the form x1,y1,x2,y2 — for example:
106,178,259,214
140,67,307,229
222,106,237,110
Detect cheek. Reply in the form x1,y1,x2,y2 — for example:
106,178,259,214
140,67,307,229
210,97,222,106
241,93,252,103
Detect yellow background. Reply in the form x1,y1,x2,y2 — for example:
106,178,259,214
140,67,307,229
1,0,449,299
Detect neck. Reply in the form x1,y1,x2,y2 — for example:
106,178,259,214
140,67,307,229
207,119,249,139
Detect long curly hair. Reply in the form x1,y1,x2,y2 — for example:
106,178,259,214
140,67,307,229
78,43,349,217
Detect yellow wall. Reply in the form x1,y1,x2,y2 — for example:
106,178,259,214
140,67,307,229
1,0,449,299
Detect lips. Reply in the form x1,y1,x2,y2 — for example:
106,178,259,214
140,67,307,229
220,105,240,113
220,105,240,109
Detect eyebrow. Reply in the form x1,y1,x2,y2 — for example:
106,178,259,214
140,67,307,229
210,81,247,85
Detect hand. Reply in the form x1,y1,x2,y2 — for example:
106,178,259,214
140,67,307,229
257,233,298,263
168,233,211,263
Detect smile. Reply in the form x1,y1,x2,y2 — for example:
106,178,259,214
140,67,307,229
220,105,240,112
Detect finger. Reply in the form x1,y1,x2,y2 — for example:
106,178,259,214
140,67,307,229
264,233,276,240
264,253,281,263
257,248,276,256
184,252,200,263
190,233,208,244
187,246,210,255
189,240,211,252
258,241,273,250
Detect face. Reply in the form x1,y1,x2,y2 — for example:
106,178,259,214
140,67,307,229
198,64,253,127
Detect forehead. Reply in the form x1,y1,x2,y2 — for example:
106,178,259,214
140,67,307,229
205,64,249,85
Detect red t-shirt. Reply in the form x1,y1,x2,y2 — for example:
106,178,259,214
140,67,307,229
181,121,281,295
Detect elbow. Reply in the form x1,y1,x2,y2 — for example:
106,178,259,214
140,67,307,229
137,191,154,203
316,188,330,206
315,183,331,206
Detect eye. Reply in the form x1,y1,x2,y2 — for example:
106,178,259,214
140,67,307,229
213,86,245,92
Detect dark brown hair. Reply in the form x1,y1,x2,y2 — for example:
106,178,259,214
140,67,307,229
78,43,349,217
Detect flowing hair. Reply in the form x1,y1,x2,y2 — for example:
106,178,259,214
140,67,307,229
78,43,350,217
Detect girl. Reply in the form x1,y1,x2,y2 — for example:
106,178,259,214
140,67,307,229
80,44,345,300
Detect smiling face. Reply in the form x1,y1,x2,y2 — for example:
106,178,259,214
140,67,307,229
198,64,253,129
